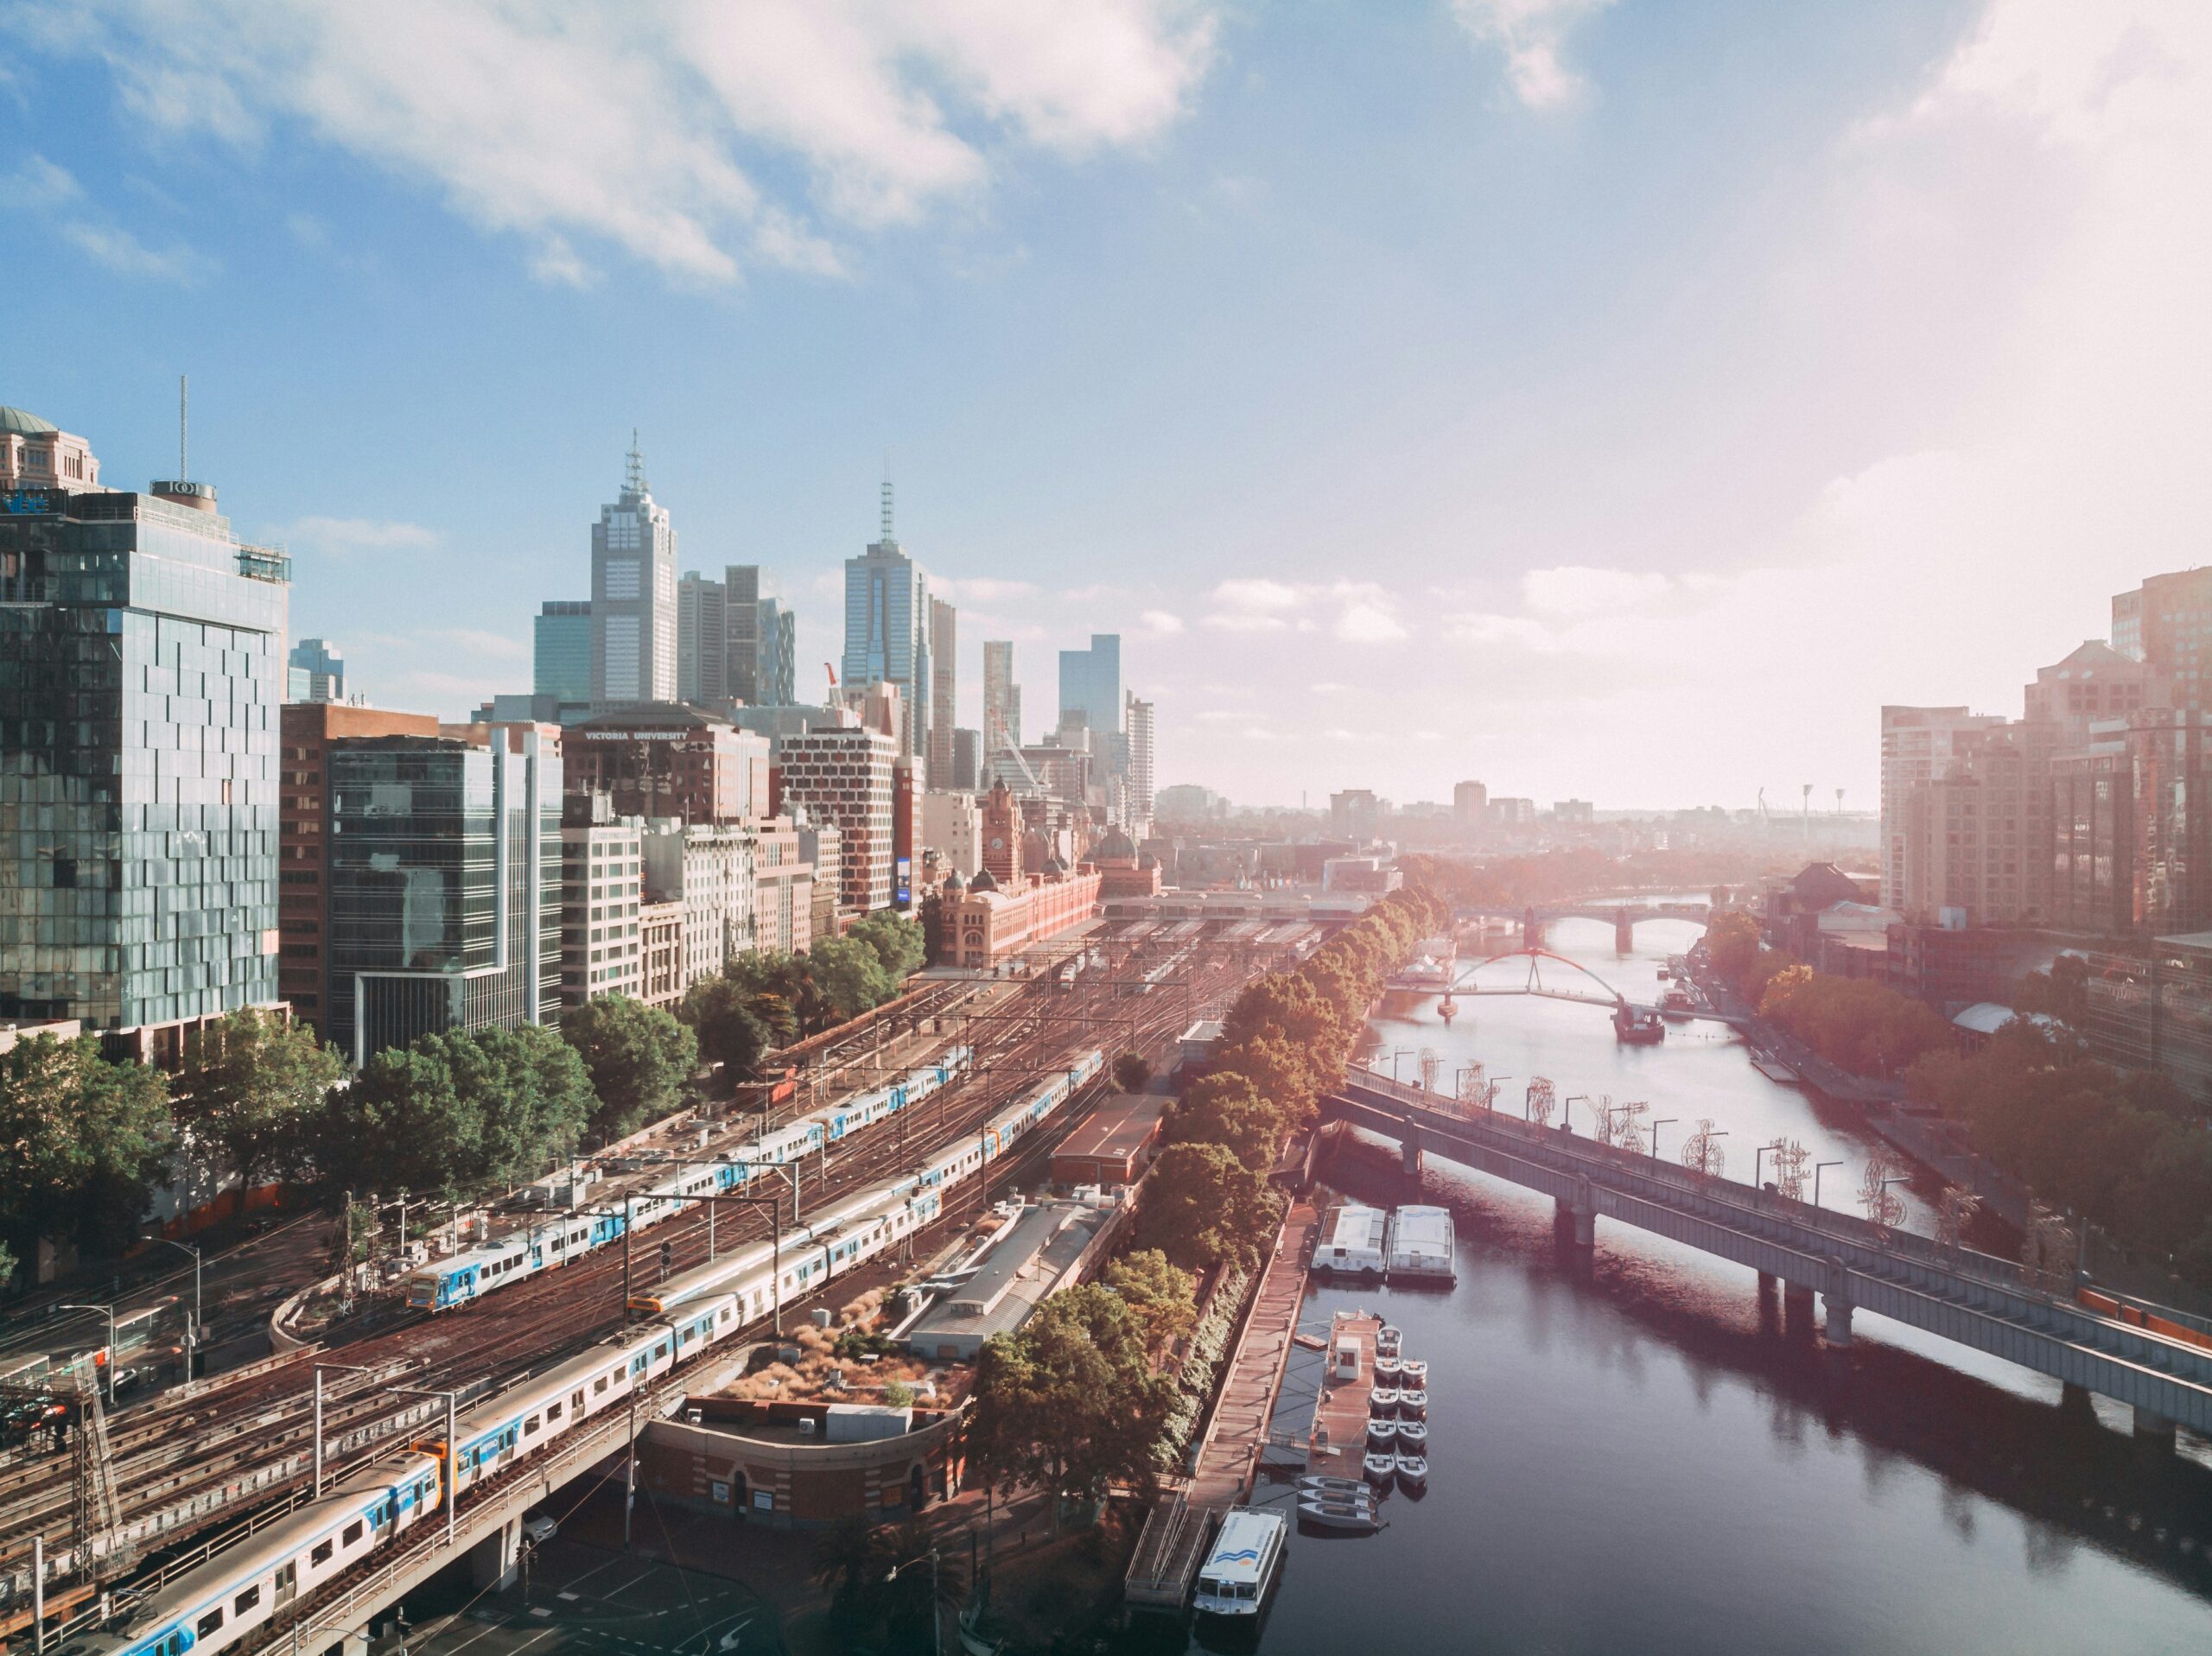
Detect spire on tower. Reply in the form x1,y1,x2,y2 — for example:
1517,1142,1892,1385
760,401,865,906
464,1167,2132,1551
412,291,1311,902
880,476,894,543
626,428,647,496
179,374,188,480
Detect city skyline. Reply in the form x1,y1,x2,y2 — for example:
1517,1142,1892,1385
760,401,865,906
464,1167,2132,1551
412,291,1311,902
3,3,2208,811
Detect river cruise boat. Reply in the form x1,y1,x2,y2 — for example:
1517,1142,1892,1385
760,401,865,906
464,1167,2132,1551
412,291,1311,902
1613,1003,1666,1045
1314,1202,1389,1279
1194,1508,1286,1619
1387,1204,1458,1283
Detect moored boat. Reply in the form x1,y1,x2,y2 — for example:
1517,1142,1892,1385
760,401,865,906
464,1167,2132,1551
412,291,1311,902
1398,1358,1427,1386
1296,1474,1373,1500
1376,1324,1403,1359
1397,1386,1428,1420
1298,1497,1382,1534
1193,1507,1287,1619
1363,1450,1398,1482
1394,1452,1429,1489
1369,1386,1401,1415
1366,1415,1398,1450
1395,1418,1428,1450
1374,1354,1402,1385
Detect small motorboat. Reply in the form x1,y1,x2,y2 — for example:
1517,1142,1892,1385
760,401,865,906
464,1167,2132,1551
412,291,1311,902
1374,1354,1402,1386
1398,1358,1427,1387
1366,1415,1398,1450
1363,1450,1398,1483
1395,1418,1428,1450
1394,1452,1429,1490
1298,1497,1382,1534
1397,1387,1428,1420
1369,1386,1401,1415
1296,1475,1374,1501
1376,1324,1403,1359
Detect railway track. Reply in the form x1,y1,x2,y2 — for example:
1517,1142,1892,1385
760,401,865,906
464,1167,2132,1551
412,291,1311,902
0,942,1247,1600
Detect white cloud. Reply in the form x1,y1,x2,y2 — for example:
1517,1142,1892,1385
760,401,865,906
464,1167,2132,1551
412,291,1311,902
1140,608,1186,635
59,219,213,282
1519,564,1669,618
35,0,1219,284
428,627,528,661
9,153,80,206
1209,576,1306,613
1204,576,1406,643
1335,602,1406,644
1450,0,1615,110
280,516,440,555
937,575,1041,603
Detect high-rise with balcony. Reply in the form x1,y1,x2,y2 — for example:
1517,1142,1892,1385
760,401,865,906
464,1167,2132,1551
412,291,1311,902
1125,694,1155,834
842,485,931,765
591,437,677,707
0,406,290,1030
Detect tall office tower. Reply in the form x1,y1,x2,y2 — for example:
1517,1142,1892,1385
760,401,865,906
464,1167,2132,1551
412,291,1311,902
536,600,592,704
1879,706,2008,911
558,795,644,1008
1453,780,1489,827
0,406,289,1029
757,597,796,706
983,640,1019,755
1058,633,1125,774
677,571,728,703
590,435,677,707
723,564,762,703
774,726,900,914
288,638,346,703
950,727,980,792
1125,694,1155,833
2111,568,2212,707
326,723,562,1065
928,596,957,788
842,483,931,765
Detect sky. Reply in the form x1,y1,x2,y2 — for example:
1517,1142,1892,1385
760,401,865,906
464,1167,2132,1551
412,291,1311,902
4,0,2209,810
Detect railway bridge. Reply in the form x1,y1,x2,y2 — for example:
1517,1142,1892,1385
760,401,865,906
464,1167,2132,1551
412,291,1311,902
1461,899,1712,952
1324,1069,2212,1440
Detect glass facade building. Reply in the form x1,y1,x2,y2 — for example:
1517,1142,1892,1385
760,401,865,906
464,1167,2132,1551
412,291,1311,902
326,728,561,1064
0,478,289,1029
534,600,591,706
842,524,931,764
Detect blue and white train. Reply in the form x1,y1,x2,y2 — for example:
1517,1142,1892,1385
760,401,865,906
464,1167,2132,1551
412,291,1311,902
403,1049,972,1313
91,1046,1104,1656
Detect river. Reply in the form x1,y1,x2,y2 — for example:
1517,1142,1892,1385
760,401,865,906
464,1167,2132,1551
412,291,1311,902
1141,913,2212,1656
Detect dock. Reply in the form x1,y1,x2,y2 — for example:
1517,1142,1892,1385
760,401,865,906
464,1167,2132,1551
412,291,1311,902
1751,1056,1799,1084
1123,1198,1318,1613
1305,1310,1381,1471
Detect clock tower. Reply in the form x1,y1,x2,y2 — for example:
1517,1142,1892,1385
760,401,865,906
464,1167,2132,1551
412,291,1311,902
981,780,1022,887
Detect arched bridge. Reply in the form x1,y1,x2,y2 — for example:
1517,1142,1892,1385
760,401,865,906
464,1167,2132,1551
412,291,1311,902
1323,1069,2212,1438
1461,899,1712,950
1389,947,1746,1029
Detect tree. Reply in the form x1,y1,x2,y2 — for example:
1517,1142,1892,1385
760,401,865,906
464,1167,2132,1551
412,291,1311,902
680,977,771,1081
971,1285,1172,1517
849,910,926,980
1165,1082,1281,1173
809,935,893,1020
1103,1249,1198,1356
179,1009,346,1197
563,995,698,1140
0,1034,175,1259
1704,911,1763,993
1112,1050,1153,1094
1137,1142,1277,1272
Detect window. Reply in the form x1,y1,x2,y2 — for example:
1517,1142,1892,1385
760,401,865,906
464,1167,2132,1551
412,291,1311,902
311,1539,334,1566
198,1609,226,1638
343,1520,364,1546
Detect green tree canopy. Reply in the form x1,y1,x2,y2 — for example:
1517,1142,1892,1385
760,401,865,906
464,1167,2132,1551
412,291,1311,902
563,994,698,1140
180,1009,346,1196
1137,1142,1278,1272
680,977,771,1081
1102,1248,1198,1356
808,935,894,1021
1112,1050,1154,1094
848,910,926,980
0,1034,175,1258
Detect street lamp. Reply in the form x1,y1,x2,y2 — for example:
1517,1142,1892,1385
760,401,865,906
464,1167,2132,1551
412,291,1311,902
143,1237,201,1379
1812,1160,1845,1210
1649,1118,1677,1162
58,1304,117,1404
884,1548,944,1656
1563,1094,1590,1133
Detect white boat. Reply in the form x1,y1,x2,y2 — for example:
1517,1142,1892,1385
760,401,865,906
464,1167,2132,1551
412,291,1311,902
1194,1508,1287,1619
1395,1418,1428,1450
1397,1387,1428,1420
1387,1204,1458,1284
1314,1203,1389,1281
1394,1452,1428,1489
1296,1475,1373,1500
1374,1354,1402,1385
1363,1450,1398,1482
1376,1324,1403,1359
1298,1497,1381,1534
1365,1415,1398,1449
1369,1386,1400,1415
1398,1357,1427,1386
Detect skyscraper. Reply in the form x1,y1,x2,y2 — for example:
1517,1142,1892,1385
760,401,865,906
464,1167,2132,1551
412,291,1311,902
591,435,677,707
1879,705,2008,911
757,597,796,706
1125,694,1155,833
535,600,592,706
677,571,727,703
929,595,957,788
983,639,1020,756
842,483,931,764
0,406,289,1030
287,638,346,703
724,564,762,703
1058,633,1126,776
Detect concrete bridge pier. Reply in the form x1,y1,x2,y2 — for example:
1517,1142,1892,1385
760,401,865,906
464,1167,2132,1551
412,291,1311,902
1555,1177,1596,1249
2059,1382,2097,1427
1615,910,1635,953
1523,907,1545,949
470,1516,523,1591
1783,1282,1816,1337
1400,1124,1423,1178
2133,1406,2178,1453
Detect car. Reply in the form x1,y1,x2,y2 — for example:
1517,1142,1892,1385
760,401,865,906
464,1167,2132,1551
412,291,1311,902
521,1512,557,1545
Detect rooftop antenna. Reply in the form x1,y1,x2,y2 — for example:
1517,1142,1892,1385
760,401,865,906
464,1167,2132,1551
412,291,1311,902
625,428,646,495
178,375,188,480
880,453,894,544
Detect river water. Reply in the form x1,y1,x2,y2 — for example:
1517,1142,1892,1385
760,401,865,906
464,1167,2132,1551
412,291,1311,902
1145,914,2212,1656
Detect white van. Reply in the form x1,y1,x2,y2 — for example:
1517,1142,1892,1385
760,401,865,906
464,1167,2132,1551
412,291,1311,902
1193,1508,1286,1618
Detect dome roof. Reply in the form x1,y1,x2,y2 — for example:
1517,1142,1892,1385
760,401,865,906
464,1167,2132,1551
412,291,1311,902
969,866,1000,893
942,870,966,892
1044,853,1069,875
0,407,59,437
1093,828,1137,860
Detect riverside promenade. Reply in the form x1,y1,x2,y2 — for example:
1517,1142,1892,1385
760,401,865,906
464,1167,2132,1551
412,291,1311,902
1124,1198,1318,1613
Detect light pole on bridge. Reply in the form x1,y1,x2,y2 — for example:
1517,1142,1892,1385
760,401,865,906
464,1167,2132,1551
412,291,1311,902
1649,1118,1677,1163
1813,1160,1845,1210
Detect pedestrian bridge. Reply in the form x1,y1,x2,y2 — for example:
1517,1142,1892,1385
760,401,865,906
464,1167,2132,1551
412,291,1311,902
1324,1069,2212,1437
1390,948,1748,1031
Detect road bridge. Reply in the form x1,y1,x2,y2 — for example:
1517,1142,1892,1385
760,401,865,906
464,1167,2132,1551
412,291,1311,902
1459,899,1712,952
1324,1069,2212,1440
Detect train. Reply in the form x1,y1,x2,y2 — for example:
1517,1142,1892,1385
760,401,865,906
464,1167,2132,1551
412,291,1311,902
403,1048,973,1314
86,1045,1105,1656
